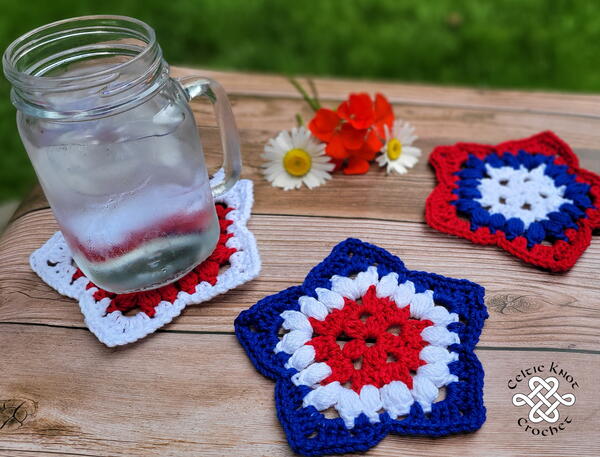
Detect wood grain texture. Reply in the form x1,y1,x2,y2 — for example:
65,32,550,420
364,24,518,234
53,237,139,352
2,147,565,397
1,68,599,456
10,94,600,222
171,67,600,118
0,326,598,457
1,210,599,351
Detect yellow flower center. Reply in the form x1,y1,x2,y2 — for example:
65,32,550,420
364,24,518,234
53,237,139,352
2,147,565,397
386,138,402,161
283,148,312,177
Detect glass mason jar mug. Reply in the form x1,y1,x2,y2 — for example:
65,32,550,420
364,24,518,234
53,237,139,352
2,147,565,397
3,16,242,293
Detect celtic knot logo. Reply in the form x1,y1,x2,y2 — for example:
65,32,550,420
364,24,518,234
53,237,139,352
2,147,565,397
512,376,575,423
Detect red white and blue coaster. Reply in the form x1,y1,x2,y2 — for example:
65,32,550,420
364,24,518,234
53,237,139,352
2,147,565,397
426,131,600,271
235,238,487,456
30,178,260,347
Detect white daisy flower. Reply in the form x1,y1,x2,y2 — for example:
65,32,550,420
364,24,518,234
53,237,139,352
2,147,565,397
376,119,422,175
262,126,335,190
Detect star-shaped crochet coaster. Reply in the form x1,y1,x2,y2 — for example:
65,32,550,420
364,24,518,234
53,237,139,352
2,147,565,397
30,179,260,347
235,238,487,456
426,131,600,271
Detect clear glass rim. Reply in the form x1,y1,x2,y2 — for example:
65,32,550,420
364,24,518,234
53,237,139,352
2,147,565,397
2,15,157,89
2,15,171,120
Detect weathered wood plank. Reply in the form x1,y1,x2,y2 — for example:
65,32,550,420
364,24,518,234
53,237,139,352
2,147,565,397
2,67,600,457
9,95,600,223
172,67,600,118
0,326,596,457
1,210,598,351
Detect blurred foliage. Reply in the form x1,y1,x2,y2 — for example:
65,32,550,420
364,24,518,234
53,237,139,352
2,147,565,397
1,0,599,201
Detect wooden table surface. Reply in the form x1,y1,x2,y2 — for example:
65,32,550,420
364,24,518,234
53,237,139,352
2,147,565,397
1,67,599,457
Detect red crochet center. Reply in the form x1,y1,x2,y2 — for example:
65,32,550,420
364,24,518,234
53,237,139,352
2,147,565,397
426,131,600,272
71,203,237,317
307,285,433,393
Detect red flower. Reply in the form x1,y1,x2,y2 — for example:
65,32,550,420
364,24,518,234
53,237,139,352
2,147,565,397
372,93,395,137
308,93,394,174
337,93,375,129
309,108,340,143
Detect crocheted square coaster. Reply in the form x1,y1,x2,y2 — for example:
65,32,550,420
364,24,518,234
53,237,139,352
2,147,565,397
235,238,487,456
426,131,600,271
30,179,261,347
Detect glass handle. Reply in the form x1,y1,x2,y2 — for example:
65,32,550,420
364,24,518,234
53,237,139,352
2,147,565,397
175,76,242,197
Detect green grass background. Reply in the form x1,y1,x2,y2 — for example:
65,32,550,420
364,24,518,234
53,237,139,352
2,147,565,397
1,0,599,202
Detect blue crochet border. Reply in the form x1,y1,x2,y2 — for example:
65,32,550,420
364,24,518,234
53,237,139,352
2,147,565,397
453,151,593,247
234,238,488,456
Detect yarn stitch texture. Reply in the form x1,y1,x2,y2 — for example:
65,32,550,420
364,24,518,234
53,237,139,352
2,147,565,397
426,131,600,271
235,238,487,456
30,178,261,347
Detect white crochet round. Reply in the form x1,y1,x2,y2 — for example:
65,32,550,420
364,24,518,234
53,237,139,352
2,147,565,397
476,163,573,228
274,266,459,428
30,176,261,347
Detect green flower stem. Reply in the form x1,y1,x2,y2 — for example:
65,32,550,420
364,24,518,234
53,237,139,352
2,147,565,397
288,77,320,112
307,78,321,109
